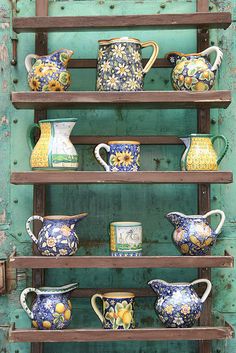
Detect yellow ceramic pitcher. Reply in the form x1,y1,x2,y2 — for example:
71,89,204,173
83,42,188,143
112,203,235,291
180,134,228,171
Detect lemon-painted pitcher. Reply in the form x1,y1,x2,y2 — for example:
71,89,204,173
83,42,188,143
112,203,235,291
28,118,78,170
166,46,223,91
96,37,159,91
25,49,73,91
180,134,228,171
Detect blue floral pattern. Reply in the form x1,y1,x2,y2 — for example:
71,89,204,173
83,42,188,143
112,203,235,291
149,280,204,328
97,41,144,91
103,297,135,329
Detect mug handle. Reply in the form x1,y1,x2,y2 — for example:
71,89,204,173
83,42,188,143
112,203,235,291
204,209,225,235
26,215,44,245
141,41,159,74
191,279,212,303
200,46,223,72
91,294,104,323
94,143,110,172
27,123,40,151
20,287,39,319
25,54,39,73
211,135,229,165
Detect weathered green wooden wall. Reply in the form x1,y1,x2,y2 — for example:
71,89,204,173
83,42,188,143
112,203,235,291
0,0,236,352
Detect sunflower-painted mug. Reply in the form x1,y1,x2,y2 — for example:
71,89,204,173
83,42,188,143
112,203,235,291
94,141,140,172
91,292,135,329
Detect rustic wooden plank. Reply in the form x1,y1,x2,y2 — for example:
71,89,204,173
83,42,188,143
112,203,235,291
9,326,234,343
12,13,232,33
10,171,233,185
71,136,183,145
68,58,171,69
10,91,232,110
10,255,234,269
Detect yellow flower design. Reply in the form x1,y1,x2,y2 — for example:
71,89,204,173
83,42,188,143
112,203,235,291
180,243,189,254
34,64,46,77
135,68,143,79
181,304,190,315
115,63,129,76
132,51,141,62
165,305,173,314
111,44,125,58
107,74,119,89
110,152,123,167
98,48,105,60
29,77,40,91
48,80,64,91
127,78,139,90
120,151,134,166
101,61,111,72
61,225,71,236
46,238,56,248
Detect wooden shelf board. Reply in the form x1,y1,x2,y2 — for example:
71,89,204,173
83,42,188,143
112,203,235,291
11,91,231,110
12,13,232,32
71,136,183,145
10,171,233,185
9,325,234,342
68,58,171,69
10,254,234,269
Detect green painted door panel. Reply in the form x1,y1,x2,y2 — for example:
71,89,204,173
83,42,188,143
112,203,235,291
0,1,236,352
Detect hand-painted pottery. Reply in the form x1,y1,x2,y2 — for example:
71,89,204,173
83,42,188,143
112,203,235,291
166,46,223,91
25,49,73,91
148,279,212,328
180,134,228,171
28,118,78,170
96,37,159,91
26,213,88,256
94,141,140,172
91,292,135,329
110,222,142,256
20,283,78,330
166,210,225,256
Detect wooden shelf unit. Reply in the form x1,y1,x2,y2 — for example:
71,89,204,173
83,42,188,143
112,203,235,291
12,13,232,32
11,91,232,109
9,325,234,343
10,254,234,269
10,171,233,185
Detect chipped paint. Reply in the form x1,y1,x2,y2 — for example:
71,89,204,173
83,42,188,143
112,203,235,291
0,231,6,246
0,44,8,63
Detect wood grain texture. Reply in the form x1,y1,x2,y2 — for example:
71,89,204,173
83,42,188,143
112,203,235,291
12,13,231,33
10,171,233,185
9,326,234,342
10,255,234,269
11,91,232,110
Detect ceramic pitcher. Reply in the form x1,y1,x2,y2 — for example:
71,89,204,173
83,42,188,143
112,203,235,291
180,134,228,171
166,46,223,91
28,118,78,170
25,49,73,91
110,222,142,256
166,210,225,256
20,283,78,330
26,213,88,256
96,37,159,91
91,292,135,329
94,140,140,172
148,279,212,328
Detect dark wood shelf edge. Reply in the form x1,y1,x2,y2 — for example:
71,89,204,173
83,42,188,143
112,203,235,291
10,171,233,185
9,324,234,342
10,254,234,268
12,13,232,33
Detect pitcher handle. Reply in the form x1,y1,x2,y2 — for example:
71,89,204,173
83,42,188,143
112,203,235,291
20,287,39,319
27,123,40,151
141,41,159,74
200,46,223,72
204,209,225,235
91,294,104,323
26,215,44,244
211,135,229,165
25,54,39,73
191,279,212,303
94,143,110,172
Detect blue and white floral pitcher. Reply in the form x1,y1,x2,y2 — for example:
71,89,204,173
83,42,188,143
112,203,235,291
20,283,78,330
148,279,212,328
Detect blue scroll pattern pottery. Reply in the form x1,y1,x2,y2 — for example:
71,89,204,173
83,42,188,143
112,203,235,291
20,283,78,330
166,210,225,256
148,279,212,328
166,46,223,91
25,49,73,91
94,141,140,172
26,213,88,256
96,37,159,91
91,292,135,329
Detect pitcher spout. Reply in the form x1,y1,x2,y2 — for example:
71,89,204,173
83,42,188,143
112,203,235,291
180,137,190,148
148,279,169,297
166,212,186,226
165,51,184,66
